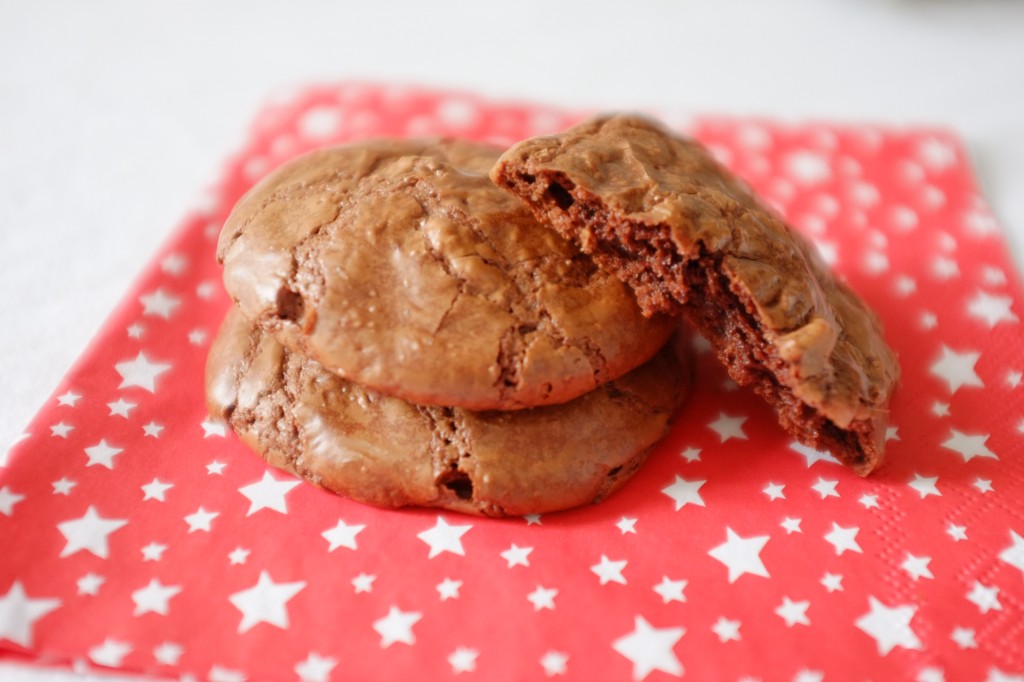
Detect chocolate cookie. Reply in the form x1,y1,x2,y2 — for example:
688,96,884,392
218,138,674,411
206,308,688,516
491,115,899,474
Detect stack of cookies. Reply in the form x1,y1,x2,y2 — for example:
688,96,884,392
206,137,689,517
207,115,899,517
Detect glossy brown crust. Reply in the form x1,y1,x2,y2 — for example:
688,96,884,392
491,115,899,474
217,138,674,411
206,308,689,517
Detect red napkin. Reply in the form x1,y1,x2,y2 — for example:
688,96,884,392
1,83,1022,682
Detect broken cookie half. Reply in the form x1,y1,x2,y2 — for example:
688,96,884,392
491,115,899,474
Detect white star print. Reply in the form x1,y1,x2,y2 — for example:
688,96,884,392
153,641,184,666
184,507,218,533
863,250,889,275
933,255,959,280
680,447,701,462
909,474,941,498
500,544,532,567
141,542,167,562
1007,370,1023,388
781,517,802,534
966,581,1001,613
229,571,305,633
228,547,250,565
132,578,182,616
612,616,684,681
811,478,839,499
56,390,81,407
57,506,128,558
540,650,569,677
916,136,957,170
950,626,977,649
920,311,938,329
524,514,543,525
652,577,687,604
352,573,376,593
0,581,61,647
820,573,844,592
528,585,558,611
947,523,968,541
160,253,188,276
893,275,916,297
617,517,638,534
196,280,217,299
987,669,1024,682
141,478,173,501
107,398,136,418
0,486,25,516
52,477,76,496
930,346,983,393
983,265,1008,285
855,597,922,655
762,483,785,501
591,555,628,585
436,578,462,601
372,606,421,647
974,478,994,493
89,638,132,667
49,422,74,438
77,573,105,596
126,323,145,339
932,401,950,417
775,597,811,627
188,328,208,346
140,288,181,319
824,523,862,556
295,652,337,682
142,422,164,438
708,528,770,583
239,471,301,516
859,494,880,509
789,442,841,467
115,352,172,392
708,413,747,442
322,519,365,552
998,531,1024,574
84,439,123,469
206,460,227,475
711,617,741,643
942,430,997,462
201,418,227,438
448,647,478,674
661,476,706,510
901,553,934,581
967,291,1018,328
208,665,246,682
417,516,472,559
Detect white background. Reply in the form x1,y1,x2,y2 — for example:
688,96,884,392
2,1,1023,680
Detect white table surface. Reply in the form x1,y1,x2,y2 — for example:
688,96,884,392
2,1,1023,680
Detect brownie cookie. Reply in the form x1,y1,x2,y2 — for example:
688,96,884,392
491,115,899,474
206,308,689,516
218,138,674,411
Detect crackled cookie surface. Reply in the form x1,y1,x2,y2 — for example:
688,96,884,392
206,308,688,516
492,115,899,473
218,138,673,410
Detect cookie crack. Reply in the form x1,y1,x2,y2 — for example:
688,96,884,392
418,405,475,503
219,172,356,261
